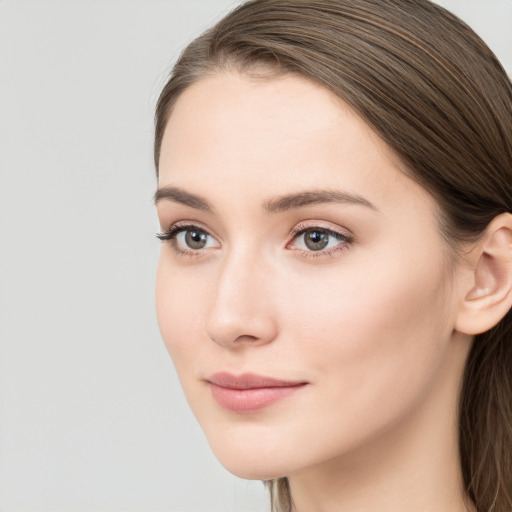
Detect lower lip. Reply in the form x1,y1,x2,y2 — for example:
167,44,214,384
210,384,305,413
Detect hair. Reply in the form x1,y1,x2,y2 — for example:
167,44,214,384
154,1,512,510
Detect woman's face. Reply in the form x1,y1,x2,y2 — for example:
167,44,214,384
155,72,468,480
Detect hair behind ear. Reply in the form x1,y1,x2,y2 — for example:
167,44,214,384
267,478,292,512
454,214,512,511
459,314,512,511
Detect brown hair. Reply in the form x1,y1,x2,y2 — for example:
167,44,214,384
154,1,512,510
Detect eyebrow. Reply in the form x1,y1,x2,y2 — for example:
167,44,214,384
154,186,377,213
154,186,212,212
263,190,377,213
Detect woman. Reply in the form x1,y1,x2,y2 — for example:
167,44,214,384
153,1,512,511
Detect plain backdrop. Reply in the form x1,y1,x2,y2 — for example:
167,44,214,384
0,1,511,511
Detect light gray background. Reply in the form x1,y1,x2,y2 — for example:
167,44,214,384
0,1,510,511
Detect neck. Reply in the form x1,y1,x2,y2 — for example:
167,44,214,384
288,335,475,512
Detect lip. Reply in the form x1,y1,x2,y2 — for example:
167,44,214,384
206,372,308,413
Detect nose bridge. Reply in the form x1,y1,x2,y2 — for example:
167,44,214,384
205,243,277,347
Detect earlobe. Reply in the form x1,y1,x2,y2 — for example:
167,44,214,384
455,213,512,336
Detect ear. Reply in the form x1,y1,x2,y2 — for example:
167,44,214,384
454,213,512,335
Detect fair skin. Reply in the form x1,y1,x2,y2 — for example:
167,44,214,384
155,72,512,512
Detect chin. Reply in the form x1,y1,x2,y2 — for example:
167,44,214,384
217,453,287,481
204,426,293,480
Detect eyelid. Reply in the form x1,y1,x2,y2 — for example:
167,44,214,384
287,221,353,242
157,220,217,240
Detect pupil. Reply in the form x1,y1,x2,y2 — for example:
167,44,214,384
305,230,328,251
185,230,207,249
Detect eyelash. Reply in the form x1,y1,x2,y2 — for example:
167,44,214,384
156,221,353,259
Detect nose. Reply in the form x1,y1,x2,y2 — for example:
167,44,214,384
205,250,278,348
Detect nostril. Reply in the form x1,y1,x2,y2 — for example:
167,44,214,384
209,332,265,348
234,334,260,343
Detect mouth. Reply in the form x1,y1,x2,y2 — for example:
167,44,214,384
206,372,308,413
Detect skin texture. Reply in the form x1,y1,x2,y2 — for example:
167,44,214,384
155,72,477,512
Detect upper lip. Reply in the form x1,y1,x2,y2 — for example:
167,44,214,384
207,372,307,390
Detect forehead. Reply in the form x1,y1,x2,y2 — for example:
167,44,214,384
162,72,351,159
158,71,433,218
170,71,346,128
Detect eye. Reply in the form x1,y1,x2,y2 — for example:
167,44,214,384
177,228,216,250
157,223,220,254
288,225,351,256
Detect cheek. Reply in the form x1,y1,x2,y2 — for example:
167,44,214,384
282,252,450,339
277,247,454,420
155,254,205,369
